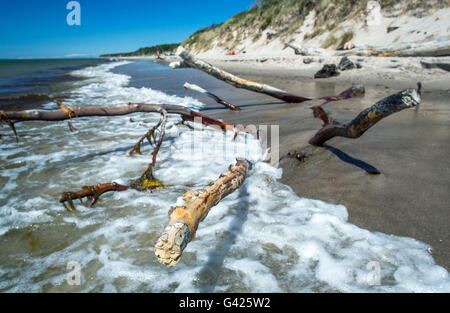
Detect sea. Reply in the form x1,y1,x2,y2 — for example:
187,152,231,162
0,58,448,292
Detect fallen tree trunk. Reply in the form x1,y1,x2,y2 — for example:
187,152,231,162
2,102,250,210
1,102,239,132
309,85,421,146
174,48,365,104
184,82,241,111
285,42,328,56
175,47,311,103
155,158,251,267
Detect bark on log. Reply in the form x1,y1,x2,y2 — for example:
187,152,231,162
2,102,237,131
177,47,312,103
155,158,251,267
184,82,241,111
309,86,421,146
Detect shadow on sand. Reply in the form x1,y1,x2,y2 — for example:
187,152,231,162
323,144,381,175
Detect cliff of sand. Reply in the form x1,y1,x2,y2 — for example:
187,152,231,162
181,0,450,58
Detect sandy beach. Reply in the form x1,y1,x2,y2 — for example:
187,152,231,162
2,0,450,294
169,56,450,270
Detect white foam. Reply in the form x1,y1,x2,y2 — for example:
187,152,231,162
0,61,448,293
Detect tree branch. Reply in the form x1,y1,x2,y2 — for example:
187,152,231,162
184,82,241,111
1,102,241,131
309,85,421,146
60,182,130,211
175,47,365,105
155,158,251,267
176,47,311,103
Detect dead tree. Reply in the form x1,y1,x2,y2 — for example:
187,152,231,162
172,47,365,104
184,82,241,111
174,47,311,103
155,158,251,267
0,102,249,210
309,85,421,146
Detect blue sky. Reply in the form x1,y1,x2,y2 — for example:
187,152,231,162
0,0,255,59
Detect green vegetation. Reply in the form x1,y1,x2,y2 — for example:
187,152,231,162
100,43,179,57
260,16,272,31
321,30,354,48
337,31,354,46
321,34,338,48
180,0,425,52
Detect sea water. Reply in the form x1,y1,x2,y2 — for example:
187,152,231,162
0,60,448,292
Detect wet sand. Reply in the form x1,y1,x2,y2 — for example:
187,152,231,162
186,63,450,271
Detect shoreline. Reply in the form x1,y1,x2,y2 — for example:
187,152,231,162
193,58,450,271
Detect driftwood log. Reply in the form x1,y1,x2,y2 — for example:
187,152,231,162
174,47,311,103
1,102,250,210
184,82,240,111
319,84,365,105
285,42,327,56
155,158,251,267
173,47,365,105
309,85,421,146
286,37,450,57
2,102,232,129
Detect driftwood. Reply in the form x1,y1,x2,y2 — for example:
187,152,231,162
319,84,365,105
3,102,228,128
286,37,450,57
175,47,311,103
285,42,326,56
173,47,365,105
309,85,421,146
60,182,130,211
1,101,250,209
310,84,366,125
155,158,251,267
184,82,240,111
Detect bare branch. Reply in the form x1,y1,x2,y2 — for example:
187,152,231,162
309,86,421,146
184,82,241,111
177,47,311,103
60,182,130,211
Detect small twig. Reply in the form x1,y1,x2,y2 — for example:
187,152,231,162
0,110,19,142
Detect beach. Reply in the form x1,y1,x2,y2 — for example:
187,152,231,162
119,55,450,270
190,57,450,270
0,57,449,292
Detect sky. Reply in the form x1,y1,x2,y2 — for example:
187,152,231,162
0,0,255,59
